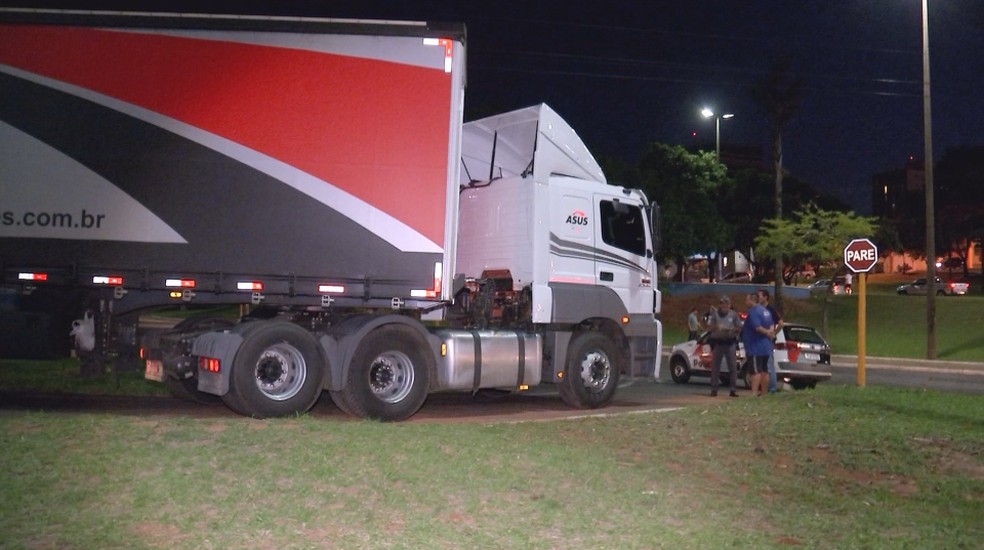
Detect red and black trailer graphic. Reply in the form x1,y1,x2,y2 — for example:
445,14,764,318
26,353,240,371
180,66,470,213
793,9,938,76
0,11,465,307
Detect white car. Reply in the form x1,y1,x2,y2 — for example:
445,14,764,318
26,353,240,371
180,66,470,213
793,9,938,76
807,278,845,295
668,323,832,390
896,277,969,296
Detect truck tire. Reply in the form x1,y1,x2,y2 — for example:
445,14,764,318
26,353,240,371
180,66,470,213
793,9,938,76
558,332,621,409
224,322,325,418
669,355,691,384
328,389,357,417
336,325,430,421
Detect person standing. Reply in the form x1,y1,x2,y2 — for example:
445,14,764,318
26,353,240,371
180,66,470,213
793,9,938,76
687,307,702,341
744,291,776,396
756,288,784,393
707,295,741,397
844,272,853,294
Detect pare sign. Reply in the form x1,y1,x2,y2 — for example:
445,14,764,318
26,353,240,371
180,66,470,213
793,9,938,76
844,238,878,273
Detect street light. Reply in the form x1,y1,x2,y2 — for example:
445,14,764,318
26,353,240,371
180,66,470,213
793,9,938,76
701,108,734,158
700,107,734,281
921,0,937,358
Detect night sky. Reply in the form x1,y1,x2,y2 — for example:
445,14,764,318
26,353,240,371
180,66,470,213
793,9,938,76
14,1,984,212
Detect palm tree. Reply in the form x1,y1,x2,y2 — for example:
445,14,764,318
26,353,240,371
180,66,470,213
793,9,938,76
750,60,804,311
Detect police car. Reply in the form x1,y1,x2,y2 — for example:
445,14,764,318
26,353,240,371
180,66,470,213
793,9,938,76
668,323,832,390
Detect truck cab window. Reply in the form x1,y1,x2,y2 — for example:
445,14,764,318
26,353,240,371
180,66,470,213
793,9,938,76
600,200,646,256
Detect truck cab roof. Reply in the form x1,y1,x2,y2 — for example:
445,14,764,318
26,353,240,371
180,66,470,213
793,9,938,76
460,103,607,187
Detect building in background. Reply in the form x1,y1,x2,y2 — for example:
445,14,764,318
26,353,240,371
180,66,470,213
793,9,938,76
872,157,979,273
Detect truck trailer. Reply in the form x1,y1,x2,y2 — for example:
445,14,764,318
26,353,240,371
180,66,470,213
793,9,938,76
0,9,662,421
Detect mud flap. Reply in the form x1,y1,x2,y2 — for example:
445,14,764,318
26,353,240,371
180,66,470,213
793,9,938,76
192,331,244,396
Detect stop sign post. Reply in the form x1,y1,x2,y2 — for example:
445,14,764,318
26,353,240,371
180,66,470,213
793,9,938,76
844,238,878,387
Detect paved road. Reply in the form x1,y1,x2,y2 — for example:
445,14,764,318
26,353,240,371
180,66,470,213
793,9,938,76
827,354,984,393
2,354,981,423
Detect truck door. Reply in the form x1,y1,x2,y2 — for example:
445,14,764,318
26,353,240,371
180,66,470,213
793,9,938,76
550,192,596,285
592,195,654,313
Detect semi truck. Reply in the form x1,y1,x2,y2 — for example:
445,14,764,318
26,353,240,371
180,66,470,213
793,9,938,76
0,8,663,421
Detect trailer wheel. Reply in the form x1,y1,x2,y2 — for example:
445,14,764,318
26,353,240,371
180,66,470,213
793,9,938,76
337,325,430,421
559,332,621,409
225,322,324,418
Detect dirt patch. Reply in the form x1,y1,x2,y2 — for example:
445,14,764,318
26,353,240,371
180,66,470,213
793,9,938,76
913,436,984,480
133,521,186,547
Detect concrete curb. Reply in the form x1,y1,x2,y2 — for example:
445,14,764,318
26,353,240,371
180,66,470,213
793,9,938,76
830,354,984,374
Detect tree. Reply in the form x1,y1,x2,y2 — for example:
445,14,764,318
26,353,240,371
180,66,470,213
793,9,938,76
755,204,877,336
633,144,731,281
935,146,984,277
725,168,774,271
726,168,849,280
750,59,804,310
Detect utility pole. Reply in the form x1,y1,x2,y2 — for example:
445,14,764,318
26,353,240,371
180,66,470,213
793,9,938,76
922,0,937,359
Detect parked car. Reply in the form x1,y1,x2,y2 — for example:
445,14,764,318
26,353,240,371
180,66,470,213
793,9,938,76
807,277,845,295
896,277,969,296
668,323,832,390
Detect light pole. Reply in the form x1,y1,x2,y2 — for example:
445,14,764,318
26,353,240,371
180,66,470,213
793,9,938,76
701,107,734,158
921,0,937,358
700,108,734,282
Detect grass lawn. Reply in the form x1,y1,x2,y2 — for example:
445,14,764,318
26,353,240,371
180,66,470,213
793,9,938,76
1,385,981,549
0,357,170,397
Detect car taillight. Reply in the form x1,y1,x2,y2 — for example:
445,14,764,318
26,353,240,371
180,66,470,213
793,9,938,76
776,341,800,362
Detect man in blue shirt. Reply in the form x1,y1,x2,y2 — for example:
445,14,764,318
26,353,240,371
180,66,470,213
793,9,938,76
742,292,775,396
756,288,784,393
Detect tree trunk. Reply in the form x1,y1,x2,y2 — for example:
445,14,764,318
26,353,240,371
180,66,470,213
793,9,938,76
773,127,784,311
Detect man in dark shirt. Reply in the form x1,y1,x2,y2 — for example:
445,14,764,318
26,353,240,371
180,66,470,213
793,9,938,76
707,295,741,397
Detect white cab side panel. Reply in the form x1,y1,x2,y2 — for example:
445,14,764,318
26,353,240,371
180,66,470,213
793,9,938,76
455,176,534,287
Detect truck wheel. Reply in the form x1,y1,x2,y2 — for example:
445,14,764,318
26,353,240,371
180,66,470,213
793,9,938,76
337,325,430,421
669,356,691,384
328,389,357,416
225,322,324,418
558,332,621,409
